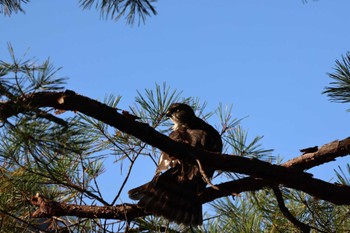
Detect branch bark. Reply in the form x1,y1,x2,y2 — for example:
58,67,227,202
283,138,350,170
203,136,350,203
2,90,350,221
30,194,146,221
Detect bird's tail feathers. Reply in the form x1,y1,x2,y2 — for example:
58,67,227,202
128,183,150,201
128,169,203,226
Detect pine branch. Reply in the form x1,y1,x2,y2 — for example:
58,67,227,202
323,52,350,107
2,89,350,221
272,186,311,233
202,137,350,204
0,0,28,16
32,109,68,127
284,138,350,170
78,0,157,25
30,194,145,221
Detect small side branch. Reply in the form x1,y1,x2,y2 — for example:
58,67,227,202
272,186,311,233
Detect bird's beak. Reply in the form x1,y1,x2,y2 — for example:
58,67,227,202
165,110,172,118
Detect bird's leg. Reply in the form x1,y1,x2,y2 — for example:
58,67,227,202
195,159,219,191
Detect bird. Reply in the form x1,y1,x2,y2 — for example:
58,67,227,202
128,103,222,226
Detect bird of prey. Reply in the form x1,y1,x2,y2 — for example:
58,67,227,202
128,103,222,226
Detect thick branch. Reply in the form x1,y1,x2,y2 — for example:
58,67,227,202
197,148,350,205
30,194,146,221
202,138,350,203
283,137,350,170
203,138,350,204
3,90,350,221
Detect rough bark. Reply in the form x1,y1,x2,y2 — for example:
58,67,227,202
30,194,146,221
283,138,350,170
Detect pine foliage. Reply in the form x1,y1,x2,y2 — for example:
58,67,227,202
323,52,350,111
1,47,350,232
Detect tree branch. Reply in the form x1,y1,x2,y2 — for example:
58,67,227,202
2,90,350,221
30,194,146,221
202,137,350,203
272,186,311,233
283,137,350,170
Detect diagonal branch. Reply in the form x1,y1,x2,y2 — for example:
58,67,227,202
2,90,350,201
2,90,350,221
283,138,350,170
203,136,350,204
272,186,311,233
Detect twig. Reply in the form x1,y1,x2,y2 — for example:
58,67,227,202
272,186,311,233
0,208,51,233
111,152,140,206
33,109,68,127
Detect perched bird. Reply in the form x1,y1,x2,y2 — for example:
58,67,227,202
128,103,222,226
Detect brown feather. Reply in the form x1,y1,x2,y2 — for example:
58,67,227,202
128,103,222,226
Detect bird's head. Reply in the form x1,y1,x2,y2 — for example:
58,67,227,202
166,103,196,129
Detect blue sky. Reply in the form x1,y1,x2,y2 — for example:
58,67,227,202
1,1,350,203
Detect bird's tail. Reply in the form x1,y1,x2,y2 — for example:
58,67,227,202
128,182,151,201
128,169,203,226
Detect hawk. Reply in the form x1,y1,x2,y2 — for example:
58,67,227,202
128,103,222,225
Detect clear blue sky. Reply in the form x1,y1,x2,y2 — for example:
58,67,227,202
1,1,350,203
